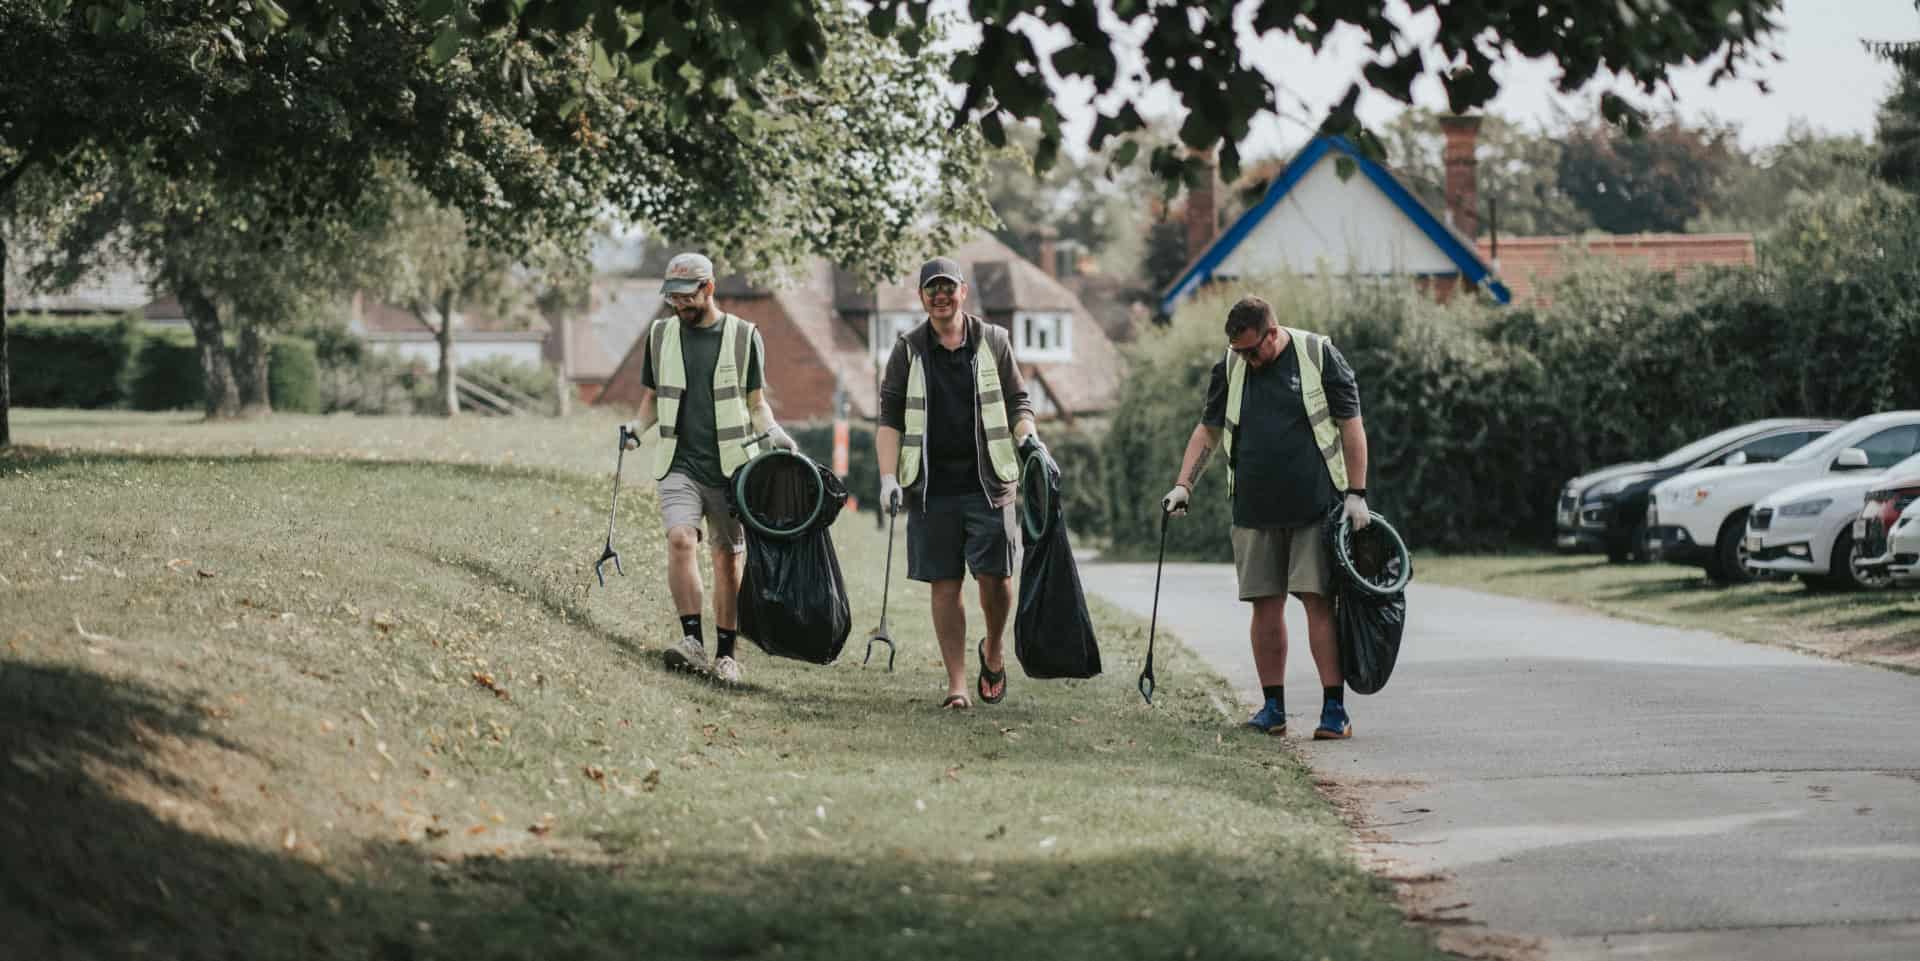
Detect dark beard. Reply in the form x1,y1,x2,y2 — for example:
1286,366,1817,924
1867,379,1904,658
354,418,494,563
677,307,704,326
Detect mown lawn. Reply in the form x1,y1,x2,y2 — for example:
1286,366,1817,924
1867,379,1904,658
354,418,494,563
2,410,1450,961
1417,551,1920,673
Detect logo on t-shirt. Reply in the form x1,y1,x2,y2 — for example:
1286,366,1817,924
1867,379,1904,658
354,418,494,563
1287,373,1301,393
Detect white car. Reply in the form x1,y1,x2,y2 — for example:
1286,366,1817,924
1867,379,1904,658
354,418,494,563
1745,451,1920,589
1887,501,1920,584
1853,469,1920,586
1644,411,1920,584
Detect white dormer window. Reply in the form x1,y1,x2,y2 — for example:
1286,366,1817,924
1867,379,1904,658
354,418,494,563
1014,311,1072,362
870,311,920,364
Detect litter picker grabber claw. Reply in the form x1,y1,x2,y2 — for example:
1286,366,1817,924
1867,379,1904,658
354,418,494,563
594,425,638,588
864,497,901,670
1138,508,1171,705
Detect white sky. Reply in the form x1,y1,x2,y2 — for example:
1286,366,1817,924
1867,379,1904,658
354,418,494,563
1005,0,1920,162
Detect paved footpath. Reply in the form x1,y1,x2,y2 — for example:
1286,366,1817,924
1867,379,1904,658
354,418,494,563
1080,561,1920,961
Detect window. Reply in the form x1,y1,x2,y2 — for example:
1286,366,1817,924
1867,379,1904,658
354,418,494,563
1854,426,1920,469
869,312,920,364
1014,311,1072,362
1737,430,1824,464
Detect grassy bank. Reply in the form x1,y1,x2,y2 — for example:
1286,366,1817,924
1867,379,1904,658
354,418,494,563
1417,552,1920,672
2,420,1449,960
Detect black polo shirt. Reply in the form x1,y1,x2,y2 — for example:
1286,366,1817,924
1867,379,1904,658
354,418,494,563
923,326,981,497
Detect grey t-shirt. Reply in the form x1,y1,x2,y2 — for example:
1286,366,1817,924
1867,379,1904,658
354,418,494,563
1201,336,1361,529
641,317,766,489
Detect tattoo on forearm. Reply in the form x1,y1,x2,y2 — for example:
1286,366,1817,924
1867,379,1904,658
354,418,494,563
1183,443,1215,487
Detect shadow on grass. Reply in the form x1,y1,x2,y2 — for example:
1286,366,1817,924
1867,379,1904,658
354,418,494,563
0,660,1437,961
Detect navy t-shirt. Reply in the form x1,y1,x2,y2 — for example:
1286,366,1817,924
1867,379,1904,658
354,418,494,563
1201,336,1361,529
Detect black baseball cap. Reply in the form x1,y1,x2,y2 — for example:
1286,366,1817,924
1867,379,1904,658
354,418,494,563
918,256,965,288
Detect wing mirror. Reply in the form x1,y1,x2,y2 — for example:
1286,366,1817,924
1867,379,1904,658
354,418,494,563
1834,448,1870,471
1723,450,1748,467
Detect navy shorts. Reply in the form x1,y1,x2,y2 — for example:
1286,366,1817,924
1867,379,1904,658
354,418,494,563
907,492,1016,582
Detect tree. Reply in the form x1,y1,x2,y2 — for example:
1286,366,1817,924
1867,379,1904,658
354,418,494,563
1691,124,1882,234
1557,113,1737,233
1873,48,1920,193
363,179,542,418
1380,109,1594,237
983,128,1158,274
2,1,994,438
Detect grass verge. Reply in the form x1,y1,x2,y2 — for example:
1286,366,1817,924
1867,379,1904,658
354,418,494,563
1417,552,1920,672
2,430,1450,960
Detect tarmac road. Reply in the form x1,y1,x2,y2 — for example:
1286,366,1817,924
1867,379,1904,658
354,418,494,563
1080,562,1920,960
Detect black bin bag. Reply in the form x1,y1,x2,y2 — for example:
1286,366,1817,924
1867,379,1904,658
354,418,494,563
1013,447,1101,679
1323,503,1412,695
733,450,852,665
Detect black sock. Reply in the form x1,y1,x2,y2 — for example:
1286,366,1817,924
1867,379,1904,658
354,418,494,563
1262,685,1284,709
1323,685,1343,707
679,614,703,646
716,627,737,660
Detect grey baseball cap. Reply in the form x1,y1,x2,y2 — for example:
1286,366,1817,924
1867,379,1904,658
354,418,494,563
918,256,965,289
662,252,715,295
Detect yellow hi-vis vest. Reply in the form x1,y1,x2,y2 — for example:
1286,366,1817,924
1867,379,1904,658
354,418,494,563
1223,327,1348,496
897,324,1020,491
649,312,761,481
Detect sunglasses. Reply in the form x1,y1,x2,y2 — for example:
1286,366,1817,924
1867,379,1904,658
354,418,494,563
1230,325,1275,359
922,280,959,297
665,282,709,306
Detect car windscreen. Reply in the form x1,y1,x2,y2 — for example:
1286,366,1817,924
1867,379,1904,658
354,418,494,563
1655,423,1775,469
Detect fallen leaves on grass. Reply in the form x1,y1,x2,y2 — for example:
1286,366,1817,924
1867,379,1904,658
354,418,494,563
641,769,661,792
470,671,511,700
583,764,607,787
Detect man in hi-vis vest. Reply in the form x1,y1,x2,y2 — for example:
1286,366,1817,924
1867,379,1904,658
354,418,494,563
876,257,1042,710
1162,296,1371,740
621,252,796,685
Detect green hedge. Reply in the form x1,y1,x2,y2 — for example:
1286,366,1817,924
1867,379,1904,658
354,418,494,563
14,317,324,413
1104,193,1920,557
8,314,143,408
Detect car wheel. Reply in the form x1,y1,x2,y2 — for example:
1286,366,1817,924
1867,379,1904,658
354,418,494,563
1606,536,1632,564
1836,529,1892,591
1706,510,1755,585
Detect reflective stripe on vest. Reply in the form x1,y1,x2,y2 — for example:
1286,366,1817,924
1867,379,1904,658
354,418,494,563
1223,326,1348,496
650,313,761,481
897,326,1020,489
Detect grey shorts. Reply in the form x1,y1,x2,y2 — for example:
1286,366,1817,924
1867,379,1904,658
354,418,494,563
657,472,745,553
907,492,1016,582
1231,520,1331,600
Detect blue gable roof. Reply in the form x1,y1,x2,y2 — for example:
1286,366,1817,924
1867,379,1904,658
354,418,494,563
1159,135,1512,314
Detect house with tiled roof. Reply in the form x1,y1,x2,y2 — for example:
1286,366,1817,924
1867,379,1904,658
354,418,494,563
596,232,1126,425
1160,116,1759,314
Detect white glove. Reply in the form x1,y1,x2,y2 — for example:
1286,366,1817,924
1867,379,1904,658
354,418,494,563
1343,493,1371,530
764,423,797,451
619,421,646,451
880,474,904,514
1161,484,1190,516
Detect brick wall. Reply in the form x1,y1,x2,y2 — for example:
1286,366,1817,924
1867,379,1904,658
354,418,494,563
718,294,838,422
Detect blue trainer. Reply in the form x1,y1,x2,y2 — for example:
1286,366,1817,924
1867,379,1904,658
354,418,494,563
1245,699,1287,736
1314,700,1353,740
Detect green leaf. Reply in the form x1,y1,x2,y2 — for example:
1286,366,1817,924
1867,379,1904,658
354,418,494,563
41,0,70,20
429,25,461,66
1114,140,1140,169
115,2,144,31
866,5,896,36
980,112,1006,148
419,0,455,21
591,43,617,80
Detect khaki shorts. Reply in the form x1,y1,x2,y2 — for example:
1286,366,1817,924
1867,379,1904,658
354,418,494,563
657,472,745,553
1230,520,1330,600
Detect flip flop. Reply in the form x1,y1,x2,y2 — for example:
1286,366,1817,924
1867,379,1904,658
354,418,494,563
941,693,971,710
976,638,1007,705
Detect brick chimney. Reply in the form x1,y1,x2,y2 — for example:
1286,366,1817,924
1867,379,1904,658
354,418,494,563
1185,151,1218,262
1438,114,1481,238
1032,225,1059,278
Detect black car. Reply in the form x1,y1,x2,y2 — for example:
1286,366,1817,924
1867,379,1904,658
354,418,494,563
1555,418,1842,562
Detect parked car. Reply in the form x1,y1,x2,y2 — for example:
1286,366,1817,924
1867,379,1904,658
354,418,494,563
1554,419,1839,562
1851,468,1920,585
1747,451,1920,590
1883,500,1920,584
1645,411,1920,584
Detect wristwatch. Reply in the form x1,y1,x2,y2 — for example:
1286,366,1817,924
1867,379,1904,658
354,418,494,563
1345,487,1368,498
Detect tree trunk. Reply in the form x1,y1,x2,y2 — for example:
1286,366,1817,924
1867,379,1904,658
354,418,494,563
1,232,12,448
178,281,241,419
436,293,458,417
235,322,273,417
